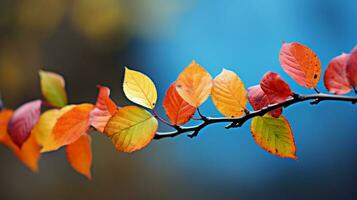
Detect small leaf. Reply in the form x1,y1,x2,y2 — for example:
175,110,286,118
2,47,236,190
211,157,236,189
163,83,196,125
123,67,157,109
8,100,42,147
247,85,282,117
251,114,296,159
211,69,247,117
324,53,352,94
260,71,293,103
39,70,68,107
104,106,158,153
0,110,41,172
66,134,92,179
53,104,94,149
279,42,321,88
347,46,357,87
90,86,118,132
175,60,213,107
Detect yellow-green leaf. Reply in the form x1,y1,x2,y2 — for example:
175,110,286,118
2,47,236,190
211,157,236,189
123,67,157,109
251,114,296,159
175,60,212,107
211,69,247,117
104,106,158,153
39,70,68,107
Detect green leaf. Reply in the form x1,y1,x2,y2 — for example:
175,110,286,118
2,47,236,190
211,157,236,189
39,70,68,107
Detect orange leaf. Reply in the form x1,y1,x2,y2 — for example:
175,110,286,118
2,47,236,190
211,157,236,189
90,86,118,132
260,71,293,103
347,46,357,87
53,104,94,149
324,53,352,95
66,134,92,179
279,42,321,88
163,83,196,125
247,85,282,117
175,60,212,107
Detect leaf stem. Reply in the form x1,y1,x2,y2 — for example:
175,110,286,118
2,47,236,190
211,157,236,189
152,109,174,127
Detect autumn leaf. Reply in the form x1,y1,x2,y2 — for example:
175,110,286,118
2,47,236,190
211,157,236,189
247,85,282,117
104,106,158,153
347,46,357,87
175,60,213,107
163,83,196,125
211,69,247,117
279,42,321,88
260,71,293,103
123,67,157,109
0,110,40,172
251,114,296,159
90,86,118,132
323,53,352,95
7,100,42,147
52,104,94,149
66,134,92,179
39,70,68,107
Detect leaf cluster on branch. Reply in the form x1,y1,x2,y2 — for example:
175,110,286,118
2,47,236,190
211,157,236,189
0,42,356,179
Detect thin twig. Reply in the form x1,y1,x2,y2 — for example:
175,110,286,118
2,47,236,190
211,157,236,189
154,93,357,140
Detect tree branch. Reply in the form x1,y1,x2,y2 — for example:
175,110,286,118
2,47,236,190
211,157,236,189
154,93,357,140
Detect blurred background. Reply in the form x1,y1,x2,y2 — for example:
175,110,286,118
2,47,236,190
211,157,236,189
0,0,356,199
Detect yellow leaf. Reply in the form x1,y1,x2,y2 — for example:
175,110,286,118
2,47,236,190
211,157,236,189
251,114,296,159
104,106,158,153
211,69,247,117
123,67,157,109
39,70,68,107
175,60,212,107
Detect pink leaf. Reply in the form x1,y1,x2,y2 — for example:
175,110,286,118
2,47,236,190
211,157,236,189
324,53,351,94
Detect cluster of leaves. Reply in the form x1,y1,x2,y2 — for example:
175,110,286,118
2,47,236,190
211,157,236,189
0,42,356,179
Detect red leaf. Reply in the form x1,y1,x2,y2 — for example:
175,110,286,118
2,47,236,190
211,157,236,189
247,85,282,117
323,53,351,94
163,83,196,125
347,46,357,87
90,86,118,132
7,100,42,147
260,72,293,103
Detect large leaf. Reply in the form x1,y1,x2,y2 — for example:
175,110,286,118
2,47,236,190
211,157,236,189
66,134,92,179
324,53,352,95
39,70,68,107
260,71,293,103
0,110,40,172
163,83,196,125
347,46,357,87
211,69,247,117
247,85,282,117
251,114,296,159
123,67,157,109
52,104,94,149
8,100,42,147
90,86,118,132
104,106,158,153
175,60,213,107
279,42,321,88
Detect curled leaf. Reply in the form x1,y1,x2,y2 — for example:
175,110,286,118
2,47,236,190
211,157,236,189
90,86,118,132
8,100,42,147
260,71,293,103
39,70,68,107
123,67,157,109
104,106,158,153
175,60,213,107
66,134,92,179
347,46,357,87
211,69,247,117
163,83,196,125
279,42,321,88
247,85,282,117
324,53,351,94
251,114,296,159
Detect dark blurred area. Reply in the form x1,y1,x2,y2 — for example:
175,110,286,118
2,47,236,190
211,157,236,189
0,0,357,199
